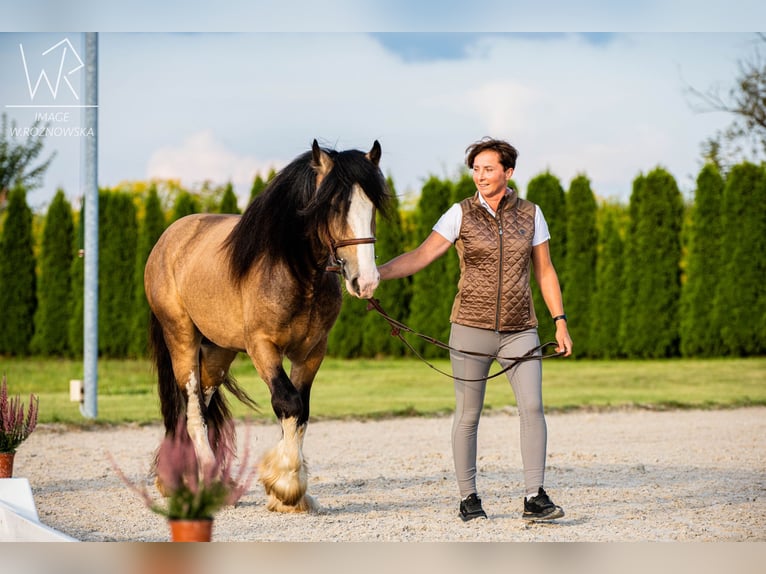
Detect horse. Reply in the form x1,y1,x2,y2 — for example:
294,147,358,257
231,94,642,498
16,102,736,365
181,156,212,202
144,140,390,512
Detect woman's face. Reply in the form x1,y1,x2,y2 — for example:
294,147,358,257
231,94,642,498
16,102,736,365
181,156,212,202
472,150,514,198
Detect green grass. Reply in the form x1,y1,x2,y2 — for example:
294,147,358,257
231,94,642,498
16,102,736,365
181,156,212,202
1,355,764,426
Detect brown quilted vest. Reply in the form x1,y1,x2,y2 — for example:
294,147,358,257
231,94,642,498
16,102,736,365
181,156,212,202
450,189,538,331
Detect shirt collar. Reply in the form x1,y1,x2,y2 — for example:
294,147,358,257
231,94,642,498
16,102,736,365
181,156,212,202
477,187,513,217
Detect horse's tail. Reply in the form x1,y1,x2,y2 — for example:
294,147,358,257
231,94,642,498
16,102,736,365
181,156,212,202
205,377,236,468
150,311,184,436
197,363,258,469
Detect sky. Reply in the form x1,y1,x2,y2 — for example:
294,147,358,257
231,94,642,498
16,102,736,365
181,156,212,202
1,3,763,211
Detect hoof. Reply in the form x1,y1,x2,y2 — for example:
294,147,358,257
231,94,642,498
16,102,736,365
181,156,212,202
266,492,319,513
258,460,308,507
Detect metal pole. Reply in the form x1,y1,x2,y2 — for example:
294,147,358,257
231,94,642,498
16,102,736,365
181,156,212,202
81,32,98,419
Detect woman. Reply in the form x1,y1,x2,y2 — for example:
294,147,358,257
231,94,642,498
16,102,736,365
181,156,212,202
378,137,572,522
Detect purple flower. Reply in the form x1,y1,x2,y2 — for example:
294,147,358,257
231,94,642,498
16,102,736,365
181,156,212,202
0,374,39,454
111,418,256,520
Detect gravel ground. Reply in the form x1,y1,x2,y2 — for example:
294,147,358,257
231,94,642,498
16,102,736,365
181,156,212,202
9,407,766,542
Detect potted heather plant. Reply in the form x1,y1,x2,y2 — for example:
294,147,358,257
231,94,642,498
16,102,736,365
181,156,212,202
111,420,255,542
0,374,39,478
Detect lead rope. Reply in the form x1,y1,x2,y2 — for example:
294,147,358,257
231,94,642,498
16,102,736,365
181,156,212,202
365,298,565,382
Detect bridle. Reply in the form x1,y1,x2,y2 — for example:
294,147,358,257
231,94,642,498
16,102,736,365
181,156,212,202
325,236,377,274
365,297,565,382
324,192,378,274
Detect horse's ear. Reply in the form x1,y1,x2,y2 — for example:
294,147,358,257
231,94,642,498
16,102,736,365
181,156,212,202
366,140,382,167
311,139,333,181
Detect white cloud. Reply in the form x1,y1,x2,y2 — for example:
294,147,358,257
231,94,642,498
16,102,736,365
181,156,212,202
466,81,541,136
145,130,282,196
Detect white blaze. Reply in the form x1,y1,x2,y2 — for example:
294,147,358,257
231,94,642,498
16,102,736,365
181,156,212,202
345,186,379,298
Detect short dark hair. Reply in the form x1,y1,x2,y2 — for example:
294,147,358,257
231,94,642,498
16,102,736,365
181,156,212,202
465,137,519,170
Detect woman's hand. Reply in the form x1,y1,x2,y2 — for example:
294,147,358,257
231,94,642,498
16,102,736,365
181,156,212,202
555,322,573,357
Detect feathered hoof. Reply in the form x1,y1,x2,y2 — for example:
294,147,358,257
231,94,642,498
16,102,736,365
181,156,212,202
265,492,319,513
258,466,307,506
257,449,309,506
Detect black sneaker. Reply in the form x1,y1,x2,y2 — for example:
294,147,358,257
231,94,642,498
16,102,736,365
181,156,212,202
522,487,565,521
459,493,487,522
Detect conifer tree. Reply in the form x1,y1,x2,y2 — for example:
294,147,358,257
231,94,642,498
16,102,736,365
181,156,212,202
130,187,166,357
628,168,684,357
249,173,268,205
525,172,567,346
0,185,36,355
99,191,138,357
219,182,240,214
713,162,766,355
562,175,598,357
680,164,725,356
590,208,624,358
171,191,198,222
619,175,644,356
32,189,75,355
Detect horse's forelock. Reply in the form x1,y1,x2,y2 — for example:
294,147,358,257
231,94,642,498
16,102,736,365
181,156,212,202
226,144,389,286
308,149,389,216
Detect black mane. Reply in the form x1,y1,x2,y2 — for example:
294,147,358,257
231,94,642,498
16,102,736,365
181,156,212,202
224,144,390,287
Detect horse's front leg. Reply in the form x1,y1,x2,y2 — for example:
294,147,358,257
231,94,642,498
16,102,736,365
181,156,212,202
251,343,322,513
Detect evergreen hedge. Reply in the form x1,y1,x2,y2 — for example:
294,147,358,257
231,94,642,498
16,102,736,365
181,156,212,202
99,191,138,357
130,187,166,357
219,182,241,214
171,191,198,222
525,172,567,347
713,162,766,355
0,186,37,355
590,209,624,358
563,175,598,357
619,175,645,357
680,164,724,356
628,168,684,358
31,189,74,355
4,160,766,361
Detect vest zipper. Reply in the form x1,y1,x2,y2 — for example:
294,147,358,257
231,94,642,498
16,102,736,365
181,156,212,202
495,215,503,332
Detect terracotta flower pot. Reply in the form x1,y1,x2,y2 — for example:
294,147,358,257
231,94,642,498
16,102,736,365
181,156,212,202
0,452,15,478
168,518,213,542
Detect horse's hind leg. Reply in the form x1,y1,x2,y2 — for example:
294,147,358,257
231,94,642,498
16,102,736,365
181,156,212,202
160,327,218,478
199,343,239,466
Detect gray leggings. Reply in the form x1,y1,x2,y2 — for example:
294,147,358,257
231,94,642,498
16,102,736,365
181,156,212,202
449,323,546,498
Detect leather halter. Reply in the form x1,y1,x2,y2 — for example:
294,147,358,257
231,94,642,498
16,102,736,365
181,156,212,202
326,236,377,274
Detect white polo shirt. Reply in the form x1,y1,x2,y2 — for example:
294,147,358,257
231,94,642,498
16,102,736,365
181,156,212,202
432,192,551,246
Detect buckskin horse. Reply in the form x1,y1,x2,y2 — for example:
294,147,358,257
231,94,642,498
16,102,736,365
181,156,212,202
145,140,390,512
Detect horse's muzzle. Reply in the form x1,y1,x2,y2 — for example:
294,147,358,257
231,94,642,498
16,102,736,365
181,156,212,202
347,271,379,300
